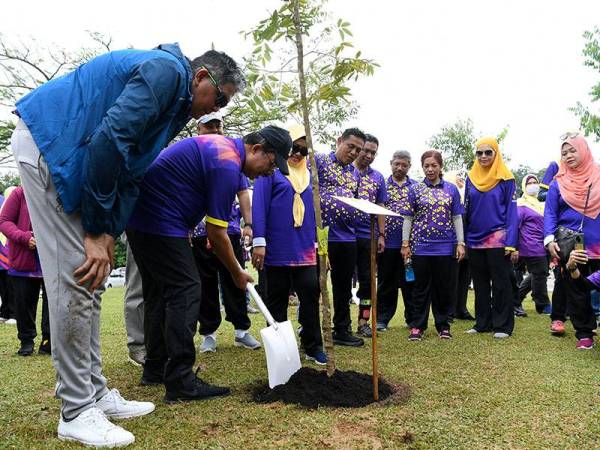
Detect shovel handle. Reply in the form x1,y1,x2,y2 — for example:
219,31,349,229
246,283,277,329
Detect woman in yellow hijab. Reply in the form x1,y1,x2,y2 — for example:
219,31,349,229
464,137,519,339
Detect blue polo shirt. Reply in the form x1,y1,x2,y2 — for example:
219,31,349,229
128,135,245,237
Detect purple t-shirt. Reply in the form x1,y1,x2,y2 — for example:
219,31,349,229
315,152,358,243
541,161,560,188
517,205,546,257
253,169,317,266
588,270,600,289
402,178,464,256
544,180,600,259
384,176,416,249
354,166,388,239
465,177,518,249
129,136,245,237
192,174,249,238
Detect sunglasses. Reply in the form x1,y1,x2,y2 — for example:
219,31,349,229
291,143,308,157
560,131,579,141
475,149,494,157
203,67,230,109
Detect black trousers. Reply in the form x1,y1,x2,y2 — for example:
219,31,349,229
469,248,515,334
454,258,472,317
518,256,550,312
265,265,323,353
0,270,16,319
328,241,357,334
551,265,568,322
563,260,599,339
127,229,201,392
192,235,250,335
509,266,521,308
376,247,414,326
412,255,457,332
11,276,49,345
355,238,373,321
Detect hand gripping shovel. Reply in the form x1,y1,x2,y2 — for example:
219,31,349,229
247,283,302,388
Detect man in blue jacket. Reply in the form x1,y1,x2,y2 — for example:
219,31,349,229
11,43,246,448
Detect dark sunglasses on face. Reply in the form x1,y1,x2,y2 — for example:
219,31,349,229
203,67,230,109
475,149,494,157
291,143,308,157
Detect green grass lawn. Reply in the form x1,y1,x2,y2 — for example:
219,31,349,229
0,287,599,449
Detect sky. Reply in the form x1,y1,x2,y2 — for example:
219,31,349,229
2,0,599,177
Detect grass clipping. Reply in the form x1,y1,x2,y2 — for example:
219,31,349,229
253,368,410,409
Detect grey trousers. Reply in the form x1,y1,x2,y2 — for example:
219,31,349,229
12,120,109,420
124,241,145,352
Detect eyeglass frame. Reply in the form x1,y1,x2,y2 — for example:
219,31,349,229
203,67,230,109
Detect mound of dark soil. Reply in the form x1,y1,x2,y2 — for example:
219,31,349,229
253,367,410,409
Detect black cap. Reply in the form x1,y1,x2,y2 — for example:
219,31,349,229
257,125,292,175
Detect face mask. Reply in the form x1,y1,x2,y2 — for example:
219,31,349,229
525,184,540,196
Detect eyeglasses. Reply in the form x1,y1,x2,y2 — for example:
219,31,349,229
203,67,230,109
291,143,308,157
475,149,494,157
560,131,579,141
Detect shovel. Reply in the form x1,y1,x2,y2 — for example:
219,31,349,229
246,283,302,388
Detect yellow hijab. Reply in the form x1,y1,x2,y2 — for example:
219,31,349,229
517,174,545,216
286,158,310,227
468,136,514,192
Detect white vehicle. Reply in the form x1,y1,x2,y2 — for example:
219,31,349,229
105,268,126,289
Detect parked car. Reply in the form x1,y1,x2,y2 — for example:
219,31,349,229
105,268,126,289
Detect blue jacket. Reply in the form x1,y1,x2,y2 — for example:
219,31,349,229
16,43,193,237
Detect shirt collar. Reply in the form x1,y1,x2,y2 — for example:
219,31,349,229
423,177,444,187
389,175,412,188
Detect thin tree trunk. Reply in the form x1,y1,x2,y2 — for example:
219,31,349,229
292,0,336,376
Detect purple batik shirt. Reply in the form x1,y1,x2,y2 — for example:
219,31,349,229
588,271,600,289
402,178,464,256
315,152,358,243
384,176,416,249
354,166,388,239
517,205,546,257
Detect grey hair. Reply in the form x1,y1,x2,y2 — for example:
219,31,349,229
190,50,247,93
391,150,411,162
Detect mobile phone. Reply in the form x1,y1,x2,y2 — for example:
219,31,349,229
574,234,584,251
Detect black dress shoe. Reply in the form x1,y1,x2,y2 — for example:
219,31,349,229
140,371,164,386
163,377,230,404
456,313,475,321
18,342,34,356
38,339,51,355
332,331,364,347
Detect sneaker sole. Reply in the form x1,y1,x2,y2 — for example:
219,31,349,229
408,337,422,341
127,356,143,367
103,404,156,420
163,392,230,404
550,330,565,336
234,342,261,350
304,355,327,366
58,434,135,448
332,339,364,347
576,346,594,350
199,348,217,353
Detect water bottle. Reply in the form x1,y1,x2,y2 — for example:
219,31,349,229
405,258,415,282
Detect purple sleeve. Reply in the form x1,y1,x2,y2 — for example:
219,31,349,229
450,184,465,215
376,174,388,204
504,180,519,248
544,182,560,238
587,270,600,289
205,168,240,228
238,174,250,192
251,175,274,241
541,161,559,187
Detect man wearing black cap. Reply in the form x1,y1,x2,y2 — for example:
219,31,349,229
126,125,291,404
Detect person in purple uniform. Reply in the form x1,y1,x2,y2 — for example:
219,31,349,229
377,150,416,330
401,150,465,341
514,174,551,314
353,134,387,338
464,137,518,339
252,124,326,365
315,128,365,347
537,160,560,202
0,186,50,356
127,126,292,403
544,134,600,350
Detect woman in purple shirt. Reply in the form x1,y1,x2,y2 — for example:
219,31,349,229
464,137,518,339
252,127,326,365
401,150,465,341
515,174,551,314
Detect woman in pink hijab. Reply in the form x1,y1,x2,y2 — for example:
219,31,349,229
544,133,600,350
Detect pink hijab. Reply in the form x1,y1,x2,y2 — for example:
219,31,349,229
555,136,600,219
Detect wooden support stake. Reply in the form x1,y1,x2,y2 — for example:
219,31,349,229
370,214,379,401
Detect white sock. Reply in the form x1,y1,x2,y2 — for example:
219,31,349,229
234,329,248,339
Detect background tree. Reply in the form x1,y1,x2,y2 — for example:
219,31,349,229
571,27,600,141
247,0,378,374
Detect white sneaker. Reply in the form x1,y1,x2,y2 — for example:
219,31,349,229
0,317,7,323
199,335,217,353
493,332,510,339
4,318,16,325
96,389,155,420
465,328,479,334
58,407,135,448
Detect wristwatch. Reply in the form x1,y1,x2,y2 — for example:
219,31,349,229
567,265,578,272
